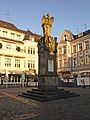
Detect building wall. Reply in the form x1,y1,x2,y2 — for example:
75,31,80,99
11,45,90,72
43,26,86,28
57,29,90,79
0,20,40,85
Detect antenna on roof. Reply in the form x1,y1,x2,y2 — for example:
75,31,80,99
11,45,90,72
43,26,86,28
4,11,10,21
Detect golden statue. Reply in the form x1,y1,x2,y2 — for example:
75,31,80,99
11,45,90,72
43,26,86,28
42,14,54,36
41,14,55,55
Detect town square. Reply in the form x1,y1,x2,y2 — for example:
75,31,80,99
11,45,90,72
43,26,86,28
0,0,90,120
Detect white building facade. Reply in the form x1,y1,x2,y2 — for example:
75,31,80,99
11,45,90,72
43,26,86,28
0,20,41,86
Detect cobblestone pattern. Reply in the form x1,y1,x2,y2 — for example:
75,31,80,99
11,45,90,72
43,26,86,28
0,87,90,120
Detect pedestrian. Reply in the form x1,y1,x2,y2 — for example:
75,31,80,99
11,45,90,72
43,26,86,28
21,71,25,87
81,79,85,88
5,71,9,88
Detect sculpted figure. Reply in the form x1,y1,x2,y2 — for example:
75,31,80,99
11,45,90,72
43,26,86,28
41,14,55,54
42,14,54,36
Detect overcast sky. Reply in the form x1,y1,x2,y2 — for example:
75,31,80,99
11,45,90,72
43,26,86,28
0,0,90,40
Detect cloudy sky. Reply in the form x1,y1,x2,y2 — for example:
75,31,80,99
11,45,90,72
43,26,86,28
0,0,90,40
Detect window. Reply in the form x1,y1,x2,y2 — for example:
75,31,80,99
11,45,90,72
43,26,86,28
5,57,11,67
15,59,20,68
6,44,11,50
79,57,84,65
24,60,26,68
85,55,90,64
58,60,62,68
79,43,82,51
68,57,71,66
28,47,30,54
63,59,67,67
31,48,33,54
33,48,35,54
73,45,76,53
3,31,7,37
73,58,77,66
28,60,35,69
85,41,89,50
17,34,21,40
11,33,15,39
28,47,35,54
59,48,62,55
63,46,66,54
28,60,30,68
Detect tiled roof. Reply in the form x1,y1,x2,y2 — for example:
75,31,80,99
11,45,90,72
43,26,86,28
0,20,26,33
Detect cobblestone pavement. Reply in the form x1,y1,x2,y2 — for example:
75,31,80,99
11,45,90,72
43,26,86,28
0,87,90,120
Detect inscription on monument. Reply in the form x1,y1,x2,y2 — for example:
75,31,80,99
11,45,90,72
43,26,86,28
48,60,54,72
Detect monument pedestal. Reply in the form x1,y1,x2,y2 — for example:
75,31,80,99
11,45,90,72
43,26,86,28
38,75,58,90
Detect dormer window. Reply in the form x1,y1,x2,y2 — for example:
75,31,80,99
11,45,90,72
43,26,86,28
17,34,21,40
64,35,67,41
3,31,7,37
6,44,11,50
11,33,15,39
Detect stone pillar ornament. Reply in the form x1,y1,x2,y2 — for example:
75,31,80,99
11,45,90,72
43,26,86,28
38,14,58,90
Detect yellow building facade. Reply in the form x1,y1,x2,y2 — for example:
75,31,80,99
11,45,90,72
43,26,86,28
0,20,41,85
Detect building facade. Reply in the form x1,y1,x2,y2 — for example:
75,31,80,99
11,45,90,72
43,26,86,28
0,20,41,85
57,29,90,85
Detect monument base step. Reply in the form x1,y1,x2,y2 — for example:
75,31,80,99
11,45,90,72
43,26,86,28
18,88,80,102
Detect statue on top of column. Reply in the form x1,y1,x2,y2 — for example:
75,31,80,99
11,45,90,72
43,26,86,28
42,14,54,36
41,14,56,55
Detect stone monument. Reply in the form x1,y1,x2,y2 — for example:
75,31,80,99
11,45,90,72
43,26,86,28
19,14,79,101
38,14,58,90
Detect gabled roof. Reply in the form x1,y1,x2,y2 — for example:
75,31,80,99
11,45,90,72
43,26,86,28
59,30,74,43
0,20,26,33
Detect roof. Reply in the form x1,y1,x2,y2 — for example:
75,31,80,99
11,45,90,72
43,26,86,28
0,20,26,33
23,30,42,41
73,29,90,40
0,20,42,41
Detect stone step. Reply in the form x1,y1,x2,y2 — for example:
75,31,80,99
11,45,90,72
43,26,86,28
27,89,70,95
18,90,80,102
32,88,64,92
18,93,43,101
22,91,70,98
